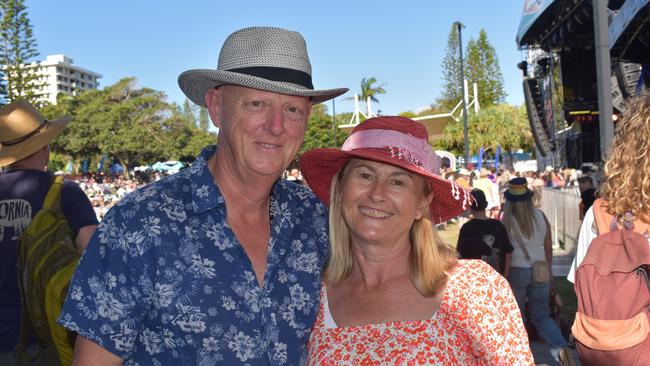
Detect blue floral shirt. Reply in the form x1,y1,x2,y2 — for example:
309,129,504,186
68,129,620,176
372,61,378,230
59,146,329,365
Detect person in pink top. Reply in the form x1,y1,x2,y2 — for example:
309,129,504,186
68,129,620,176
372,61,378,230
300,116,534,365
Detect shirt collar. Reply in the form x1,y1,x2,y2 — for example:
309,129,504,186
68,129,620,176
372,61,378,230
189,145,286,214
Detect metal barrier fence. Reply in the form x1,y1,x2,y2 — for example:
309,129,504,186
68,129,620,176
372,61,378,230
538,187,582,253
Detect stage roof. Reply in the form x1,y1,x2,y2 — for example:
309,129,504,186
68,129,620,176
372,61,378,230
517,0,556,47
338,113,457,144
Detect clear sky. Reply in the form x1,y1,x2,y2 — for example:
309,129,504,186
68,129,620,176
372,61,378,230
27,0,528,116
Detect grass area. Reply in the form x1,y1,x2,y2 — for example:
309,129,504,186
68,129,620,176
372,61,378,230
554,275,577,324
436,220,460,247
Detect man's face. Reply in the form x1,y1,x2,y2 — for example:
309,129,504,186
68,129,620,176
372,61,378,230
207,85,311,178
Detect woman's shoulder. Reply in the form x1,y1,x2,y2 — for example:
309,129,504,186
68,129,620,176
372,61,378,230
446,260,511,313
448,260,503,293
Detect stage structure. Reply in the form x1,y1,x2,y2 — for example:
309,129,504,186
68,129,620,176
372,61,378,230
338,80,481,145
516,0,649,169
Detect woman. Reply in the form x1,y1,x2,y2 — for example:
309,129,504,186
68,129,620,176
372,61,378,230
501,177,573,366
457,189,513,277
300,116,533,365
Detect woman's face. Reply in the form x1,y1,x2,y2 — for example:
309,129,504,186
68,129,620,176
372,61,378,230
339,159,432,246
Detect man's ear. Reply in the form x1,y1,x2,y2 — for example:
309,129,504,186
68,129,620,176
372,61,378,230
205,88,223,129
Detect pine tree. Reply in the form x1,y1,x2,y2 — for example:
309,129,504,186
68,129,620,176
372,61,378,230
437,24,463,111
465,29,506,108
182,98,196,126
0,0,44,105
198,107,209,132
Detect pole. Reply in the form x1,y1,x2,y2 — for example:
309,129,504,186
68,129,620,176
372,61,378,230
456,21,470,167
332,98,337,146
593,0,614,160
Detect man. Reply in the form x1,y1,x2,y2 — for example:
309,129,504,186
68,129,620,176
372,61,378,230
0,100,98,364
577,175,596,220
456,189,513,277
59,27,347,365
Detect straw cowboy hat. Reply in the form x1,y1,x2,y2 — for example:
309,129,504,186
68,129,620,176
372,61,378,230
300,116,473,224
178,26,348,107
0,100,71,167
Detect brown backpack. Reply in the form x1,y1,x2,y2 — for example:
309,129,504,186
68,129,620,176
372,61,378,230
572,199,650,365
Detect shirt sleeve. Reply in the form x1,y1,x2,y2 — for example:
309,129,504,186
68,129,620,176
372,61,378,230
497,221,514,254
61,180,99,237
58,202,156,359
567,206,597,283
460,261,534,365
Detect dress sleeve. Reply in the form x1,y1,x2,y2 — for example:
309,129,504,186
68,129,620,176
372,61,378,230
459,261,534,365
57,201,156,359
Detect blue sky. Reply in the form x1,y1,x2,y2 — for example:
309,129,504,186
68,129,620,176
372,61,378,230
28,1,528,116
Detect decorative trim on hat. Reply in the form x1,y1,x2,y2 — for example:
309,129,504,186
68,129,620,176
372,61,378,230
227,66,314,89
341,129,440,173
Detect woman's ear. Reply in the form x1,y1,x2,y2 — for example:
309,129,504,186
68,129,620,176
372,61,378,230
416,189,434,220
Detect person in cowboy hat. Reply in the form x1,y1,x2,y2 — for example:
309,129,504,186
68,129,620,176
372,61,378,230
501,177,574,366
300,116,533,364
0,100,98,365
59,26,348,365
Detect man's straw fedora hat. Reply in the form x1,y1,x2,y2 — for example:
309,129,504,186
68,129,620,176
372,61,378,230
178,26,348,106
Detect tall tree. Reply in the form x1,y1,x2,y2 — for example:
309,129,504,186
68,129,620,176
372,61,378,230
348,77,385,114
465,29,506,108
198,106,209,132
0,0,43,105
437,24,463,111
182,98,196,127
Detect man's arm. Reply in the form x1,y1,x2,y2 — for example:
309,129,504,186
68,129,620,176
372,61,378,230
72,336,123,366
74,224,97,253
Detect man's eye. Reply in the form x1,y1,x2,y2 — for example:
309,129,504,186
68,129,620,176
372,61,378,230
245,101,265,110
285,105,305,120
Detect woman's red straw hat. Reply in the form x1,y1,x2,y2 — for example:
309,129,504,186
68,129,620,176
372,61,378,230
299,116,472,224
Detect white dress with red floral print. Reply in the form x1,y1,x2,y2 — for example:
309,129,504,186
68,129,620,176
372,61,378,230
308,259,534,365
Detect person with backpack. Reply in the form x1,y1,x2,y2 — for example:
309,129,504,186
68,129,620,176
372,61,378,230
568,94,650,365
0,100,98,365
502,177,574,366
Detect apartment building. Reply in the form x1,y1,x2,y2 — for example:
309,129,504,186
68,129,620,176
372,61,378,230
30,54,102,104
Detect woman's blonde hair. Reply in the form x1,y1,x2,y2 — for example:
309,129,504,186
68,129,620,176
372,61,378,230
324,164,457,297
600,94,650,219
501,200,535,239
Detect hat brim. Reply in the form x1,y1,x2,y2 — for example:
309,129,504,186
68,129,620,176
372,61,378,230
300,147,472,224
178,69,348,107
0,116,71,167
504,190,534,202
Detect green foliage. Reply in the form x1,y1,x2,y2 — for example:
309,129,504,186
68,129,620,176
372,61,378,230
182,98,196,127
198,106,210,132
465,29,507,107
45,78,216,177
299,104,348,159
437,24,462,111
0,0,44,105
437,104,532,156
348,77,386,112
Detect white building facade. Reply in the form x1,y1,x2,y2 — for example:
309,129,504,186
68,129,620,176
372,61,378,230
32,54,102,104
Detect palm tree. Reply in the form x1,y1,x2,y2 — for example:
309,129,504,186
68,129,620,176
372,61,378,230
348,77,386,114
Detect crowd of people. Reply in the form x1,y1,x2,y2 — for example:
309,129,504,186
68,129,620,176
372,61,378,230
2,24,648,366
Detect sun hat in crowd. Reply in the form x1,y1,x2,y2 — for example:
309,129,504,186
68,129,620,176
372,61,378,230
178,26,348,107
470,189,488,211
504,177,534,202
0,100,71,167
299,116,473,224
